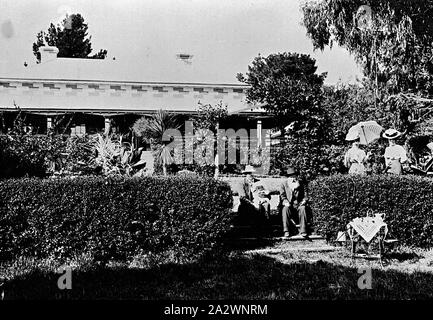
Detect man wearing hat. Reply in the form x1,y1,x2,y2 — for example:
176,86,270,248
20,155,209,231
279,167,312,238
238,165,269,236
241,165,258,202
383,129,408,175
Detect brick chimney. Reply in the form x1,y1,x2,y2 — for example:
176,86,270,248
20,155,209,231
40,46,59,63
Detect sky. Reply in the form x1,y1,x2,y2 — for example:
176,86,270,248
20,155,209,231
0,0,362,84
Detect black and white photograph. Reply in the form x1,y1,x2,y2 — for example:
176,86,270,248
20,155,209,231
1,0,433,313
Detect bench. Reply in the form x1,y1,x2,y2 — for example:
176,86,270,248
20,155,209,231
221,176,285,214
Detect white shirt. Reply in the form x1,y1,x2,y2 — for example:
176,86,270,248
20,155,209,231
283,178,301,207
384,144,408,175
287,177,300,191
344,145,367,174
384,144,408,164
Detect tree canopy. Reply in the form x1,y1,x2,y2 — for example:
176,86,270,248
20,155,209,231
237,52,326,127
301,0,433,96
237,52,329,179
32,13,107,62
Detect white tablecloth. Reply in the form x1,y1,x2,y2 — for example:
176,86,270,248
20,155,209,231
347,216,388,243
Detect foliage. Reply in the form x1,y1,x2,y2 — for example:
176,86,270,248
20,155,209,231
166,164,216,177
133,110,181,144
316,83,392,173
0,110,68,178
89,134,144,177
301,0,433,96
194,101,228,133
280,106,332,180
62,135,96,175
237,53,329,179
269,143,347,177
189,102,228,177
32,13,107,62
0,176,234,262
407,135,432,157
322,82,391,143
237,52,326,128
91,134,122,175
302,1,433,156
383,93,433,139
0,132,139,178
0,109,91,178
302,0,433,156
0,109,141,178
133,110,181,176
309,174,433,248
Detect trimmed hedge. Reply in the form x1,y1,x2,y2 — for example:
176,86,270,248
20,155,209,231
0,176,233,262
309,174,433,248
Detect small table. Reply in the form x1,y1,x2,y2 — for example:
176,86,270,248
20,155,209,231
346,215,388,263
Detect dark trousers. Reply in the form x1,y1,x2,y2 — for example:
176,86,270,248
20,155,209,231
236,200,270,236
258,201,270,220
282,204,312,235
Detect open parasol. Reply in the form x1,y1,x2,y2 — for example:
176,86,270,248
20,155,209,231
346,121,384,145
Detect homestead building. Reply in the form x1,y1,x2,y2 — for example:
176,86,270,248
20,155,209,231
0,46,271,139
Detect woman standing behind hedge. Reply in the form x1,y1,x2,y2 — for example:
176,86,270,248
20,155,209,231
344,135,370,175
383,129,408,175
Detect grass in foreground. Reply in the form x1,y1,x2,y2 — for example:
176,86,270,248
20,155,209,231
1,243,433,300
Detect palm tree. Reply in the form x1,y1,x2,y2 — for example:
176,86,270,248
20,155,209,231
133,110,181,176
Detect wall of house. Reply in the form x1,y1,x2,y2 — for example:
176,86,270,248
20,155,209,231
0,79,251,114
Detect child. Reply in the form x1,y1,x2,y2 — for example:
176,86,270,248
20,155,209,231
252,183,271,210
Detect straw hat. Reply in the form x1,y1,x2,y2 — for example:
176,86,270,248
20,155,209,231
241,165,257,174
383,129,402,140
280,167,299,177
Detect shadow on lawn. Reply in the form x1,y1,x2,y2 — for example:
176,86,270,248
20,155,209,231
386,251,421,262
3,253,433,300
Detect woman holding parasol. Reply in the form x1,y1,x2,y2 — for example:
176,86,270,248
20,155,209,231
344,121,383,174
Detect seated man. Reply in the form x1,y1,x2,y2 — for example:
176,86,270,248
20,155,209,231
237,166,270,235
279,167,313,238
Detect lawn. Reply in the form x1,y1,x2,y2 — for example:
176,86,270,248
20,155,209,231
1,240,433,300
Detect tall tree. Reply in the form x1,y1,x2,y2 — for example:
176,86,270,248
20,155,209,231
194,102,228,177
32,13,107,63
237,53,329,179
237,53,326,128
301,0,433,97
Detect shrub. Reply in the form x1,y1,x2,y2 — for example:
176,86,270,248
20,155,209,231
0,134,67,178
309,174,433,248
0,134,100,178
0,176,233,262
62,135,97,175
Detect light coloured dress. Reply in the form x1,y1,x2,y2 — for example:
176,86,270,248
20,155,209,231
384,144,408,175
251,182,271,209
344,146,367,175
